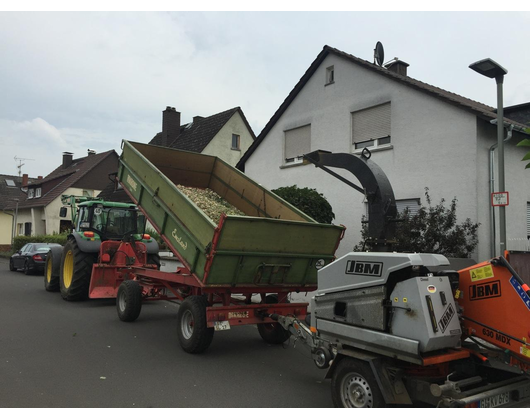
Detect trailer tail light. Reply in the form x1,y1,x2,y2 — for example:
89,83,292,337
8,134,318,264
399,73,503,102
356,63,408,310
142,234,151,240
33,254,43,261
310,326,318,334
83,231,95,238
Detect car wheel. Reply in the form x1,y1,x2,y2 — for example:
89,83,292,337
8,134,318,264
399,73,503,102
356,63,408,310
24,260,33,275
9,258,16,272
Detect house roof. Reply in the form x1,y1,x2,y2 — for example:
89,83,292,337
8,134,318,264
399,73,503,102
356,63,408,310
237,45,529,170
150,107,256,152
97,181,133,203
0,174,36,211
13,150,117,210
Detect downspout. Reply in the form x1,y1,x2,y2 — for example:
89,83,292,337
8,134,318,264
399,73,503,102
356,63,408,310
489,122,513,258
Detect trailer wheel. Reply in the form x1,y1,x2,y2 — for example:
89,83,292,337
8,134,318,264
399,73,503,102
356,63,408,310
176,296,214,354
44,247,62,292
257,294,291,345
59,239,96,301
117,280,143,322
331,358,385,408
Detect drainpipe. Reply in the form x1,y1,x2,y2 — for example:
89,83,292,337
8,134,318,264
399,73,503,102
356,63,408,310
489,122,513,258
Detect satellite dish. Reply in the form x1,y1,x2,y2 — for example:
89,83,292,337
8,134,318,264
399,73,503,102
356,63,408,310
374,41,384,66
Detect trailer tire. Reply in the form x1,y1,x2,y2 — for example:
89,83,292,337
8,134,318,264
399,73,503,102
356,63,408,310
59,239,97,301
331,358,385,408
44,247,62,292
117,280,143,322
176,296,214,354
257,294,291,345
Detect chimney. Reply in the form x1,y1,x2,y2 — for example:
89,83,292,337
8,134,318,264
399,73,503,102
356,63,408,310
38,176,43,180
193,116,204,124
62,152,74,169
22,174,28,187
162,106,181,147
384,59,409,77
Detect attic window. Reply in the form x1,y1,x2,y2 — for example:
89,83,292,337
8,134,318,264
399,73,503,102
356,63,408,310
5,179,16,187
35,187,42,198
232,134,241,150
28,189,34,199
326,66,335,85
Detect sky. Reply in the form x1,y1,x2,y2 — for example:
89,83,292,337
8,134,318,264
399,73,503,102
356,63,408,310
0,7,529,178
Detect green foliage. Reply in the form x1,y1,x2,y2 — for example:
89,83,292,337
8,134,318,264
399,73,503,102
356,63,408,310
272,185,335,224
517,128,530,169
12,233,69,252
354,188,479,258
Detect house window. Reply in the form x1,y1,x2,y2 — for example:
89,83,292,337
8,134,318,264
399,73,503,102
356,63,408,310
326,66,335,85
284,125,311,164
35,187,42,198
231,134,240,150
396,198,421,217
17,223,23,235
352,103,391,150
28,189,34,199
527,202,530,239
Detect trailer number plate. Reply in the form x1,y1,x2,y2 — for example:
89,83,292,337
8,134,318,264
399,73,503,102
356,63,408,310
214,321,231,331
228,311,249,319
479,391,510,408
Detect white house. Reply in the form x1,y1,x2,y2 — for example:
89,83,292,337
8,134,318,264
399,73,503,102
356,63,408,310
238,45,530,262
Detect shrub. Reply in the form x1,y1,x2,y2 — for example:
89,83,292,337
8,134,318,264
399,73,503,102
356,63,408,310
12,233,69,252
272,185,335,224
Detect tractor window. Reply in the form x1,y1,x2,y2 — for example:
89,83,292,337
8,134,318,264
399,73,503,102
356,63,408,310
91,207,107,232
104,208,137,238
78,206,91,230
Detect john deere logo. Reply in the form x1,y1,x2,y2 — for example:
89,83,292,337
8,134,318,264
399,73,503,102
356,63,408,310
345,260,383,277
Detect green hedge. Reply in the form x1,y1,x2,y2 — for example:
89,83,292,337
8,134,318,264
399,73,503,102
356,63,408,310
12,234,69,252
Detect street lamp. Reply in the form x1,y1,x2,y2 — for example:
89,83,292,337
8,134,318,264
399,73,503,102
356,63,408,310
469,58,508,255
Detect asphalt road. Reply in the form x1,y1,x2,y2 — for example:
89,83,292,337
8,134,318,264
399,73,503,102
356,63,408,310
0,259,332,408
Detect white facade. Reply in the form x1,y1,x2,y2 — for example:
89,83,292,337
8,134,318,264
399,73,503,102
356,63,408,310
245,53,530,262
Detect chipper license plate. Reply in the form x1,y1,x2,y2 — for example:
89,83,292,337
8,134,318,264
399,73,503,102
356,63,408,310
479,392,510,408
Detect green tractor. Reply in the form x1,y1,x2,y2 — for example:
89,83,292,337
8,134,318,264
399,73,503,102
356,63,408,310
44,195,160,301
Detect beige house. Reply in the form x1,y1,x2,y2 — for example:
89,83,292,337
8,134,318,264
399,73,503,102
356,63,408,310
7,150,119,237
0,174,37,251
149,106,256,167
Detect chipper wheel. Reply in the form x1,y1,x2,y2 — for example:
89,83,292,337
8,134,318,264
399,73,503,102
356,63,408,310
176,296,214,354
117,280,143,322
330,358,385,408
59,239,97,301
44,246,63,292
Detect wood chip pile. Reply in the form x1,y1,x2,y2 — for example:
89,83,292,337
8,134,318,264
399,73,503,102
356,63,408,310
176,185,246,223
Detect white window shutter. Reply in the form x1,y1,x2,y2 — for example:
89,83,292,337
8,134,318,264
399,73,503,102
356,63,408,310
352,103,391,143
285,125,311,160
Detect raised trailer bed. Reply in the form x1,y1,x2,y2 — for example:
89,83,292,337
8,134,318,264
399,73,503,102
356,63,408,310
113,141,345,352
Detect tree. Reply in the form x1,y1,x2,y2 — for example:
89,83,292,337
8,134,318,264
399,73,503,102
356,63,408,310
272,185,335,224
517,128,530,169
354,188,479,258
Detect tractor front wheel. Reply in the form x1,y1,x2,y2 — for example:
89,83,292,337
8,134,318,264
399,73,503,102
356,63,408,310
44,246,63,292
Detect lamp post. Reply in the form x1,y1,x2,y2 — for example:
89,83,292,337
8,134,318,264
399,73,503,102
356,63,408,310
469,58,508,254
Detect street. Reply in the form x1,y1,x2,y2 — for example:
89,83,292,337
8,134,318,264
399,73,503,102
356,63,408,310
0,259,332,408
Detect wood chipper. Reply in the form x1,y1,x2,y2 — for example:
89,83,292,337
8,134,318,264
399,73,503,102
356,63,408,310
103,141,345,353
263,150,530,408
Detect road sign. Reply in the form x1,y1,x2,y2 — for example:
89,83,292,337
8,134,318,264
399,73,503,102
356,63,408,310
491,192,509,207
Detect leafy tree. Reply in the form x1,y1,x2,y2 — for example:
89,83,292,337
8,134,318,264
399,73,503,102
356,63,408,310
354,188,479,258
517,128,530,169
272,185,335,224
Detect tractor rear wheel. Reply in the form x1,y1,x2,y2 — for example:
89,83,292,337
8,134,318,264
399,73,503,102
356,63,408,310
59,239,96,301
257,294,291,344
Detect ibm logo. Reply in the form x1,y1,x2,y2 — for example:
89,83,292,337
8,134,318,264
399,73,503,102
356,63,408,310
345,260,383,277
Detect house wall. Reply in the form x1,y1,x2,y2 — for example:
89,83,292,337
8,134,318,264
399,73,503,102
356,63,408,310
202,113,254,167
0,212,13,249
244,53,525,262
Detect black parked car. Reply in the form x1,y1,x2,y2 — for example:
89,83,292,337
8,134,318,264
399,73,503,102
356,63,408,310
9,243,62,275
